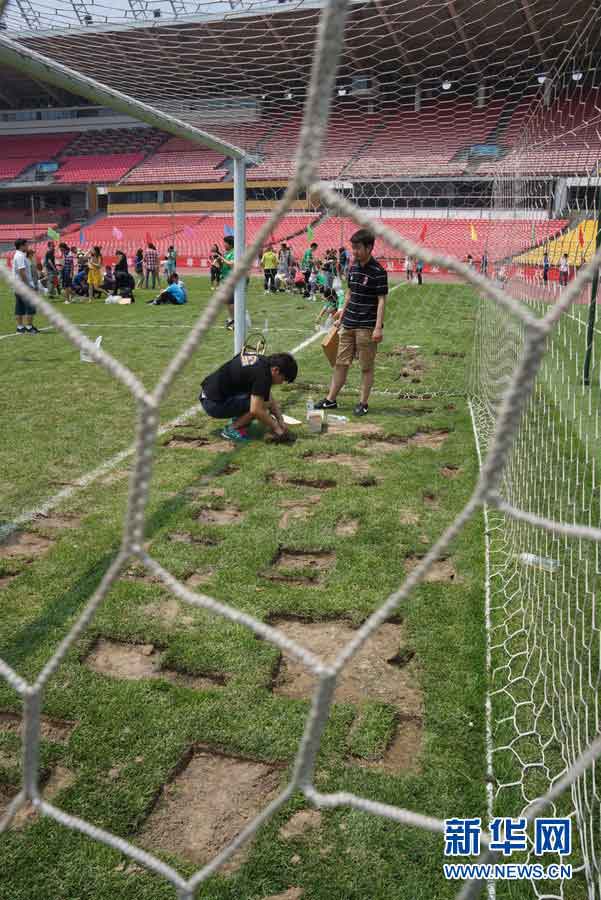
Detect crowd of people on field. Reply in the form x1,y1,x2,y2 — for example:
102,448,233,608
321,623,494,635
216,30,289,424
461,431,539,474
257,242,350,298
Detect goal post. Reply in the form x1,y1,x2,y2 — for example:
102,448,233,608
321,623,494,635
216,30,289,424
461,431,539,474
0,31,251,352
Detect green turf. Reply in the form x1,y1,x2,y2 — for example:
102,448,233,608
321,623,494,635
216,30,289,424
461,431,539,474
0,277,526,898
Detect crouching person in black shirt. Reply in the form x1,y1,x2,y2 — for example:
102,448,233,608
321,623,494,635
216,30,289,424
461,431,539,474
200,351,298,443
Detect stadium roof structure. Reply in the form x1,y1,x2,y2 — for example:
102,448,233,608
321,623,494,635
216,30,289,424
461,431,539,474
0,0,597,120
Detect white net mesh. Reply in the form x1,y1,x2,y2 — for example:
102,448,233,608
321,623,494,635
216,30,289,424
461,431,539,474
2,1,601,898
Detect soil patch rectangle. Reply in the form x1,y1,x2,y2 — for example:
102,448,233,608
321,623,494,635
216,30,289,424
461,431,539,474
0,533,54,560
165,437,232,453
138,749,282,868
271,620,422,718
404,556,457,582
0,711,75,744
85,639,226,691
196,507,244,525
263,550,335,586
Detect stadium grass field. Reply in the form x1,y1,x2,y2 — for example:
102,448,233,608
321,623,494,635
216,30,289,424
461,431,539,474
0,277,492,899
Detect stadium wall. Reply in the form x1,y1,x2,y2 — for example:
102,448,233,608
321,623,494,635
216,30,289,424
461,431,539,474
107,181,315,214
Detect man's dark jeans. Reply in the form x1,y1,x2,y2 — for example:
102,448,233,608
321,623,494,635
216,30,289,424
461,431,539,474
200,392,250,419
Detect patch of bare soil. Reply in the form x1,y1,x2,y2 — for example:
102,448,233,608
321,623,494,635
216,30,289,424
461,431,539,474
86,639,226,691
399,510,420,526
269,473,336,490
386,345,421,358
168,532,221,546
278,495,321,530
353,718,422,774
165,436,232,453
10,767,76,829
404,556,458,582
0,575,17,590
138,749,282,869
441,465,461,478
423,493,439,508
409,430,449,450
143,597,195,627
262,890,303,900
361,429,449,454
305,452,371,476
196,507,244,525
121,561,163,585
32,513,82,529
186,569,215,588
263,550,336,586
185,486,226,498
0,711,75,744
325,422,382,437
0,532,53,560
336,519,359,537
279,809,322,840
271,620,422,718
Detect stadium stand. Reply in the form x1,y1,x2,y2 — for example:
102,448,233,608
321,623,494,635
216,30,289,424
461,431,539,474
0,133,76,180
53,213,567,268
248,113,383,180
483,89,601,174
123,150,227,184
53,153,145,184
518,218,595,266
60,128,165,157
347,101,505,178
0,222,58,241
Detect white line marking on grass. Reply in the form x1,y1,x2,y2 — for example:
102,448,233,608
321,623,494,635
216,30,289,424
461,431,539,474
0,326,53,341
468,399,496,900
0,328,324,540
77,323,310,334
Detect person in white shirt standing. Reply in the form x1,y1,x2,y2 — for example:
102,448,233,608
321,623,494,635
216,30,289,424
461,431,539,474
559,253,569,287
12,238,38,335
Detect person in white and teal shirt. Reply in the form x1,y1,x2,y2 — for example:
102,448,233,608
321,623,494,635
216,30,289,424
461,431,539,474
216,235,235,329
167,245,177,277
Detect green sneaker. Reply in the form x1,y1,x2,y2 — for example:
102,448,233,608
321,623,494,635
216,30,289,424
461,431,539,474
221,424,250,443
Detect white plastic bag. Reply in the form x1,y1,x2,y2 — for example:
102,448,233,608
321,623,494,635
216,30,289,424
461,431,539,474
80,335,102,363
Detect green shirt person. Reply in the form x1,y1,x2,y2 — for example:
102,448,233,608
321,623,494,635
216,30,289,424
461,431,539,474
218,235,235,330
302,242,318,272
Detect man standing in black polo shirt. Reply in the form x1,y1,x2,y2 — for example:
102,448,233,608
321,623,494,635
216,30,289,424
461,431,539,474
315,228,388,417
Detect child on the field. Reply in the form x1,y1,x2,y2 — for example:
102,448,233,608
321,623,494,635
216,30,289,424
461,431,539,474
315,287,338,327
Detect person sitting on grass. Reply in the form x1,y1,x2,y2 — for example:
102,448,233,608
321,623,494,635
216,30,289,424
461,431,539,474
71,267,88,298
103,264,116,294
147,272,187,305
200,351,298,443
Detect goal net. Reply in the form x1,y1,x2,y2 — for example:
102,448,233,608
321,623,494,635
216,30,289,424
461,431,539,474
1,0,601,898
470,19,601,900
